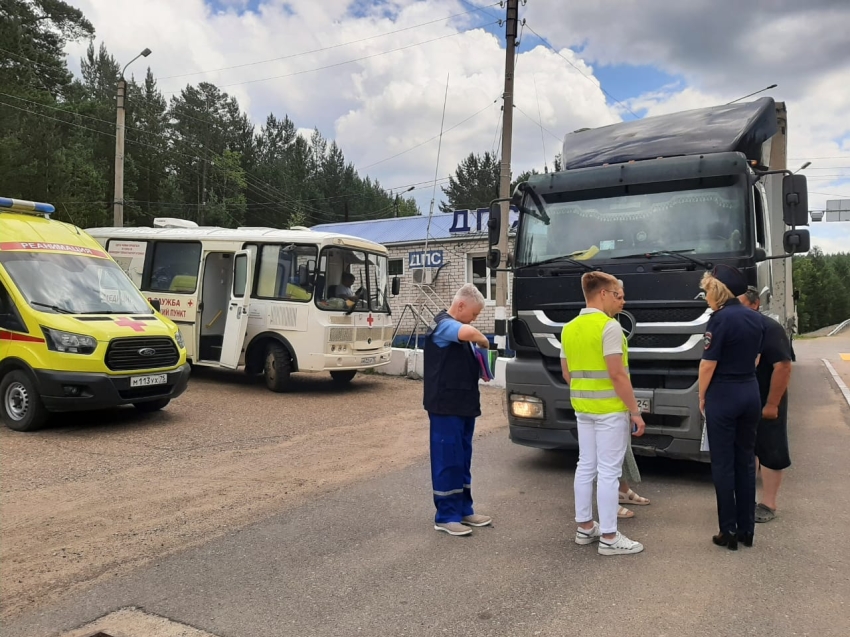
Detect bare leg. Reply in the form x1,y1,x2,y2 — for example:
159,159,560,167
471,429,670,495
760,467,783,510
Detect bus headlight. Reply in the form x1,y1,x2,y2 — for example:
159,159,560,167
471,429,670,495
41,327,97,355
510,394,544,419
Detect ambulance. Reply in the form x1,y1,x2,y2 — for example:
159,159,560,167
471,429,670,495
0,198,190,431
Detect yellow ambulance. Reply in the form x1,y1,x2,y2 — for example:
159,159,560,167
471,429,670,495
0,197,190,431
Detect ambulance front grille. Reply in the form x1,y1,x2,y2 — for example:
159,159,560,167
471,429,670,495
105,337,180,371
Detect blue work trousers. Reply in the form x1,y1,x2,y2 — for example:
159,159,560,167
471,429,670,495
705,379,761,537
429,413,475,524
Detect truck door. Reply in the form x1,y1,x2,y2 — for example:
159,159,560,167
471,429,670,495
219,251,253,369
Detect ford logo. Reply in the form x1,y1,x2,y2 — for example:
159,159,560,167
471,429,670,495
138,347,157,357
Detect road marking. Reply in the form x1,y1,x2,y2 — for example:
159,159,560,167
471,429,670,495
840,353,850,361
822,359,850,408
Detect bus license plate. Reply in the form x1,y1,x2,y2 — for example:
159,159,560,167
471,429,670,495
130,374,167,388
636,398,651,413
360,357,376,365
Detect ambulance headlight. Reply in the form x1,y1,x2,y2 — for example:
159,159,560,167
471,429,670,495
509,394,545,419
174,330,185,349
41,327,97,355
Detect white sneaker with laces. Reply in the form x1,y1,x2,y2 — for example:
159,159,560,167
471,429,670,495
575,521,602,545
598,531,644,556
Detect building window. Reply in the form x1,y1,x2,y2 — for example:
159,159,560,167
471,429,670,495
388,258,404,276
468,255,495,304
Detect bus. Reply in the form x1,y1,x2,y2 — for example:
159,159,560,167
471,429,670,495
87,221,399,392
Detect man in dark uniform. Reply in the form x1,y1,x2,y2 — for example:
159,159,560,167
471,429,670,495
739,287,793,523
423,283,493,536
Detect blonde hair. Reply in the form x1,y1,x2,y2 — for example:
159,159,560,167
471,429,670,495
700,271,734,307
580,271,622,300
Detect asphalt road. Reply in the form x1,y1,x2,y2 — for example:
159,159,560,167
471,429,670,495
4,335,850,637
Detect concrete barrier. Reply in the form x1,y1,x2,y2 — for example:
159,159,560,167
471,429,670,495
372,348,411,376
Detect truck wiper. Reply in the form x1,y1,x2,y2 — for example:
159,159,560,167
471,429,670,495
31,301,75,314
524,255,597,272
611,249,712,269
517,184,550,225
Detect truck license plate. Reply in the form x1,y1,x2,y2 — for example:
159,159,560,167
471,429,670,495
360,357,376,365
636,398,651,413
130,374,167,388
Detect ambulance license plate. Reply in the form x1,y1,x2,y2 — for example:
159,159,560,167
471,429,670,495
636,398,652,413
130,374,167,388
360,357,376,364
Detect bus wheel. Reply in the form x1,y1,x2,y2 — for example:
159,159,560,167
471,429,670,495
1,370,48,432
134,398,171,413
264,342,292,392
330,370,357,384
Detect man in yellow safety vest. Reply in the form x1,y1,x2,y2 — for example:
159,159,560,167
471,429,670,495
561,271,646,556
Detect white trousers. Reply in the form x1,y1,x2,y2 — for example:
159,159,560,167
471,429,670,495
574,411,630,534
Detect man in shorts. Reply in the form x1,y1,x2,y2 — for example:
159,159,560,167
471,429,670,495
739,287,793,522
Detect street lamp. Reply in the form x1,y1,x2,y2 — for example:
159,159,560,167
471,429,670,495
113,47,152,227
794,161,811,173
726,83,777,105
394,185,415,217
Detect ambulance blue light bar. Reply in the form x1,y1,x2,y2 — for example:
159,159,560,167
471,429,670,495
0,197,55,216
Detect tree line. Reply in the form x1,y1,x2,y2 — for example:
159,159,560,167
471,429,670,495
793,250,850,333
0,0,419,230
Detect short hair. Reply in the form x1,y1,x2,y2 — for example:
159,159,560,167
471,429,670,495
453,282,485,308
580,271,622,300
341,272,355,283
700,271,734,307
743,286,760,305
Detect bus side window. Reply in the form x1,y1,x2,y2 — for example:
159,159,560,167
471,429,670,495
144,241,202,293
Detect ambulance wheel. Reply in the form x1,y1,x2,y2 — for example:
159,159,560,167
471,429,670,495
133,398,170,413
1,370,48,432
264,342,292,392
330,370,357,384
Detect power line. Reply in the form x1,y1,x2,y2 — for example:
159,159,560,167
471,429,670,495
514,103,562,143
522,21,641,120
157,4,501,81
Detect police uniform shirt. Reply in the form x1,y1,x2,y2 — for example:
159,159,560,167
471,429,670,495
755,313,793,405
702,299,765,380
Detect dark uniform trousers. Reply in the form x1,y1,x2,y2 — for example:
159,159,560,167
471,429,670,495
706,378,761,536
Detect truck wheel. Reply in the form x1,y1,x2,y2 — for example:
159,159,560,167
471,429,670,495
264,342,292,392
330,370,357,384
133,398,171,413
1,370,49,432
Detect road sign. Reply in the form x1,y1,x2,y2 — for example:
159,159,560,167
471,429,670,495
825,199,850,222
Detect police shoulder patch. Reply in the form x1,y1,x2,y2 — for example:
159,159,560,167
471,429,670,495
704,331,712,349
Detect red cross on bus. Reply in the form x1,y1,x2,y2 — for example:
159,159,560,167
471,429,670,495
366,314,374,327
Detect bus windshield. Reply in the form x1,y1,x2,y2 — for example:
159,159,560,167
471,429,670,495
516,176,749,266
315,247,389,313
0,251,152,315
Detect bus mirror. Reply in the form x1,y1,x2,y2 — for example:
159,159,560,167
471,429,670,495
783,229,810,254
783,174,809,226
298,264,309,286
487,248,502,270
391,276,400,296
488,202,501,246
148,298,161,312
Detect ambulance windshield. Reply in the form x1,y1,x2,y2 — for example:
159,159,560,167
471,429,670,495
0,251,151,315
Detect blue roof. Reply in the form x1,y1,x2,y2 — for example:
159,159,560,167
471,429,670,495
311,208,518,245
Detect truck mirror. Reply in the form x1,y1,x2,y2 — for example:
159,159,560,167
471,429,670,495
783,229,810,254
391,276,400,296
754,247,767,263
148,298,161,312
487,248,502,270
488,202,501,247
783,174,809,226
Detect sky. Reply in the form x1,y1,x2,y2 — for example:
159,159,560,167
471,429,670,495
63,0,850,253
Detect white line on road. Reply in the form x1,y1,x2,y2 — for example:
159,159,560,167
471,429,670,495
822,359,850,408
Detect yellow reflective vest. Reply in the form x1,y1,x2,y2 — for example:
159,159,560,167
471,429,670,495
561,311,629,415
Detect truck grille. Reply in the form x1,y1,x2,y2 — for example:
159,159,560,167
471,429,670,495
544,307,706,324
105,337,179,371
630,334,691,348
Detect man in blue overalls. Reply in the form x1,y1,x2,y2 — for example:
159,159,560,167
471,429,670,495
424,283,493,536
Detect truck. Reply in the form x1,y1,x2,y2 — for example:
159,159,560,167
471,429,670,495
486,97,810,461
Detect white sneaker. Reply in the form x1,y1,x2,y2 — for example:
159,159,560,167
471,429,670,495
575,521,602,545
598,531,644,556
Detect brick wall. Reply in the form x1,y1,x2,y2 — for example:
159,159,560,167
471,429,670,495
387,236,516,343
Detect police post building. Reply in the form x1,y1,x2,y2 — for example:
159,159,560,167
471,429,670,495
313,207,518,346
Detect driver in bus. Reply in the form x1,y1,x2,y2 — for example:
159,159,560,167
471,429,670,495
333,272,360,303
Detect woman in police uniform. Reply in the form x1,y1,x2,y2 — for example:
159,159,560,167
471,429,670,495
698,265,765,551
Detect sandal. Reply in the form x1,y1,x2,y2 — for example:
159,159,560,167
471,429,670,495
619,489,650,506
617,505,634,519
755,503,776,523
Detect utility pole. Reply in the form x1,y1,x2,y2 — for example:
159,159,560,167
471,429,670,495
495,0,519,351
113,47,151,227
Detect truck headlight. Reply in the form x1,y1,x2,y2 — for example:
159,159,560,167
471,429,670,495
174,330,185,349
41,327,97,355
510,394,544,419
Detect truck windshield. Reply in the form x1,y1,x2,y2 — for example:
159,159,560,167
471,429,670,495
516,176,748,266
0,252,152,315
315,247,389,313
